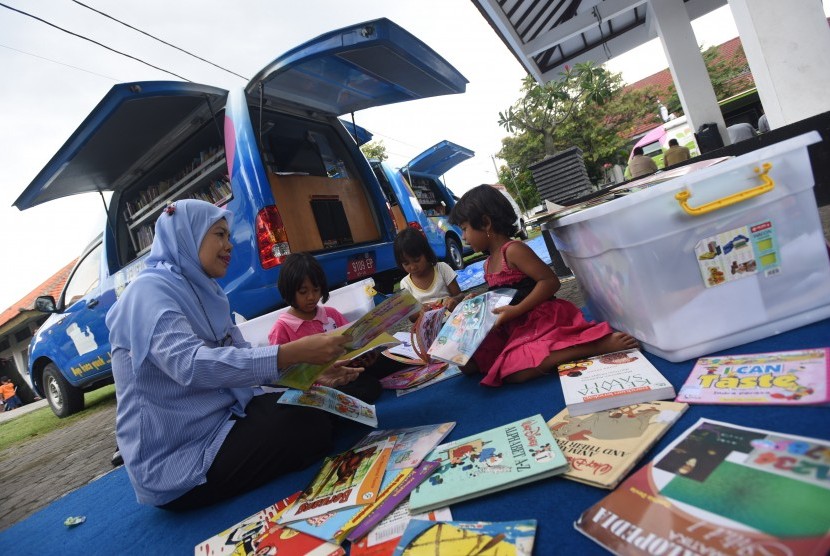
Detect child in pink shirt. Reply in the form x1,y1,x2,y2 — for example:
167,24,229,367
268,253,385,402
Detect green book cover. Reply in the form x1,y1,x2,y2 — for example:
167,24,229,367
408,414,568,513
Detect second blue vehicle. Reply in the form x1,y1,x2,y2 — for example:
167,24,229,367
372,140,475,269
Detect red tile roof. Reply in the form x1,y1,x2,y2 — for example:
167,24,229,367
0,259,76,328
622,36,750,138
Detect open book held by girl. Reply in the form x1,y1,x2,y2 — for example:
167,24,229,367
448,185,637,387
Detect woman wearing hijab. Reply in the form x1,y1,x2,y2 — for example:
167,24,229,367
106,199,361,510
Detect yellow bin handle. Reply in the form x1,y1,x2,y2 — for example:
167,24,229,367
675,162,774,216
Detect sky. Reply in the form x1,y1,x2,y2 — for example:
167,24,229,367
0,0,824,312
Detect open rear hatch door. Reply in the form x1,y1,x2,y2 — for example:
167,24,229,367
405,140,475,176
245,18,468,115
14,82,228,210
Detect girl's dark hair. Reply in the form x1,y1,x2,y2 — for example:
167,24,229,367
278,252,330,308
449,184,518,237
393,227,438,268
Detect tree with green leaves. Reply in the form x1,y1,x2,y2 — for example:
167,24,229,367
360,140,387,162
664,44,750,114
498,62,618,157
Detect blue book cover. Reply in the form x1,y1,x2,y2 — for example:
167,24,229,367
408,414,568,513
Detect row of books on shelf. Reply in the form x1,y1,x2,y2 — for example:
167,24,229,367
123,146,225,219
130,177,233,253
196,410,830,555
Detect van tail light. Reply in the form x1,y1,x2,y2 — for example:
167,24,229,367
407,221,426,237
255,206,290,269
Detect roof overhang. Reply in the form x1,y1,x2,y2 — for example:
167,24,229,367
471,0,727,83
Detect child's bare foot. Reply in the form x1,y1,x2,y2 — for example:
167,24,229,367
593,331,639,354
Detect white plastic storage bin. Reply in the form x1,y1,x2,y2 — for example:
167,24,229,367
550,132,830,362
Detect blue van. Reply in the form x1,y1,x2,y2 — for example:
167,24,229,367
371,140,474,269
13,19,467,417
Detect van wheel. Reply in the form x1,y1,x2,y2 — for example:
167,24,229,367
446,238,465,270
43,363,84,418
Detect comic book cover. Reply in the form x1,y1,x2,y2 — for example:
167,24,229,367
349,505,452,556
383,307,446,366
395,365,462,397
279,437,394,524
408,414,567,513
194,491,343,555
427,288,516,366
379,363,448,391
576,419,830,555
275,332,401,391
277,385,378,427
547,401,688,489
353,423,457,470
675,347,830,405
391,519,537,556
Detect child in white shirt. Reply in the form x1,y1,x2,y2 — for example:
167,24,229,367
394,228,462,313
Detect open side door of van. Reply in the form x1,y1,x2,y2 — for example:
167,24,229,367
405,140,475,177
245,18,468,115
14,82,228,210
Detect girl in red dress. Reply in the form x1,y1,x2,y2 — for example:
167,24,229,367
450,185,637,386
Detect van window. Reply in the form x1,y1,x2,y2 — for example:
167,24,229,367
262,113,355,180
63,243,103,306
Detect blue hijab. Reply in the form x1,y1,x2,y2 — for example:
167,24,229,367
107,200,234,371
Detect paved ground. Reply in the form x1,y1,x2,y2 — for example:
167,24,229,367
0,205,826,532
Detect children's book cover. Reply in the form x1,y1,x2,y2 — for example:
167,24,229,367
276,332,401,391
391,519,538,556
407,414,568,514
395,365,462,397
194,491,344,555
349,505,452,556
353,423,457,470
675,347,830,405
343,290,421,350
557,349,675,416
547,401,688,489
427,288,516,366
575,418,830,556
379,363,448,391
345,460,440,542
277,385,378,427
279,437,394,524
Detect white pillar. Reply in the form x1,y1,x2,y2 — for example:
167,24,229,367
649,0,730,145
729,0,830,130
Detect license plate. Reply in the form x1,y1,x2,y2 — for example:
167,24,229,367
346,252,376,281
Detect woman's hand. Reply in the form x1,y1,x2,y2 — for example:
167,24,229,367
277,333,350,368
316,360,364,388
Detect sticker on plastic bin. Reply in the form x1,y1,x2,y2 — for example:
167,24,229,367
694,220,781,287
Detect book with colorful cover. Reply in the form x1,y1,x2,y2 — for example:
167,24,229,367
575,418,830,555
379,363,448,391
407,414,568,513
277,290,419,390
344,460,440,542
277,385,378,427
675,347,830,405
426,288,516,366
353,423,457,470
275,331,401,391
350,505,452,556
279,437,394,524
395,365,462,397
392,519,538,556
547,401,688,489
194,491,343,555
557,349,675,416
384,307,446,366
